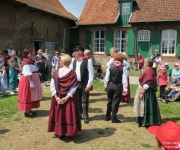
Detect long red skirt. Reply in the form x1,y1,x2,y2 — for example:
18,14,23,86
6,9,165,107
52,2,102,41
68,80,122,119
121,77,131,102
18,73,42,111
48,93,81,136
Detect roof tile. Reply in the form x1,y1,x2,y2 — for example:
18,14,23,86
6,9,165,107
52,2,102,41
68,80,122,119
130,0,180,22
79,0,119,25
16,0,76,20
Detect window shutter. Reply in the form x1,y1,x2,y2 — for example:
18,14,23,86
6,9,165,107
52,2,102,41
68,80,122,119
177,30,180,56
86,30,92,50
127,30,135,55
105,30,113,55
152,30,161,54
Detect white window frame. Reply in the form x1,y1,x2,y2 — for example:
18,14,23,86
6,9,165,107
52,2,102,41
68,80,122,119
122,2,131,14
114,31,127,53
161,30,177,56
138,30,151,42
94,31,105,53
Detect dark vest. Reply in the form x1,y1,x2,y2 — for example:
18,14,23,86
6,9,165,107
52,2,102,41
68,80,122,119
73,58,89,86
109,64,123,84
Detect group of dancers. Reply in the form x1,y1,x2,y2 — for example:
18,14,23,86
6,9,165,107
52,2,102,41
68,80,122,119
16,46,180,149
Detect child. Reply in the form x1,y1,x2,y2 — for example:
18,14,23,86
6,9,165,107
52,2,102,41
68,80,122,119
157,65,170,104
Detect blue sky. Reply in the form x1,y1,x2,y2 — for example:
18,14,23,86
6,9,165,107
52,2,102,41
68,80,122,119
59,0,87,18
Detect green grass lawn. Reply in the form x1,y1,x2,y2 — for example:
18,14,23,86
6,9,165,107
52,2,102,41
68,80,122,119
129,69,140,77
1,81,180,124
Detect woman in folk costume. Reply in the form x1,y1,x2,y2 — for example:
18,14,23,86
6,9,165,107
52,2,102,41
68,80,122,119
121,54,131,102
18,48,42,117
48,54,81,140
134,58,161,127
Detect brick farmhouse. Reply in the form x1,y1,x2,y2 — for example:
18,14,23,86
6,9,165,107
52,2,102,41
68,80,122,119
78,0,180,67
0,0,76,55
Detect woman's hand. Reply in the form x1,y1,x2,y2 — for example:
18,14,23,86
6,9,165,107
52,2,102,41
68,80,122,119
56,97,62,104
60,95,70,104
139,93,144,100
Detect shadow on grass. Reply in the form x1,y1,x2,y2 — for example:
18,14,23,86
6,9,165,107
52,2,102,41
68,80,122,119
90,114,124,121
89,107,103,113
34,110,49,118
90,93,107,96
89,98,107,103
72,127,116,143
161,117,180,123
120,98,134,107
0,129,10,135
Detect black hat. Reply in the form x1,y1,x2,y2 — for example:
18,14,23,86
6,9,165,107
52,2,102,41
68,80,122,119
61,48,68,54
73,46,84,52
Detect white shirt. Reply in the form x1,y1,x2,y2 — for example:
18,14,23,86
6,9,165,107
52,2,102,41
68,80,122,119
22,64,37,76
106,58,129,70
104,62,128,91
70,59,94,88
50,68,77,97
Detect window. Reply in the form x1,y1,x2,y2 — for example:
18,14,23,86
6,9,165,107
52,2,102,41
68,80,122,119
114,31,127,53
138,30,151,41
161,30,177,55
94,31,105,52
122,2,130,14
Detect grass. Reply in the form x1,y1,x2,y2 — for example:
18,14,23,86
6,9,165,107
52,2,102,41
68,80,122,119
0,94,18,120
129,69,140,77
1,80,180,125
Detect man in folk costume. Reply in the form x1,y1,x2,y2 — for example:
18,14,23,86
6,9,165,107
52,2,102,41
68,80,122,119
72,46,94,123
104,53,128,123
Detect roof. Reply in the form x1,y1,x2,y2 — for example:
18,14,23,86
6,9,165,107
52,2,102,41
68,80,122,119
15,0,76,20
79,0,119,25
130,0,180,23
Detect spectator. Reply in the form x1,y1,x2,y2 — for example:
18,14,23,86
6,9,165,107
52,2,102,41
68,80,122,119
7,44,16,56
165,62,172,77
171,63,180,84
150,49,161,72
42,48,52,81
35,49,47,86
137,53,144,74
0,64,7,96
60,48,68,56
148,121,180,150
52,51,60,72
8,51,21,94
0,50,4,67
157,65,170,104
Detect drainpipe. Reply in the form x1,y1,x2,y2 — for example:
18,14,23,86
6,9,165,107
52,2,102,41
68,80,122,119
63,18,81,48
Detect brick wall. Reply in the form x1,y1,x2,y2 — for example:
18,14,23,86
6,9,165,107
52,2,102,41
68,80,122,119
0,2,72,54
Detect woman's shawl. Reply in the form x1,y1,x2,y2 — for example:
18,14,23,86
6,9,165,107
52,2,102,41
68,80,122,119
139,67,157,91
53,69,78,97
22,58,35,66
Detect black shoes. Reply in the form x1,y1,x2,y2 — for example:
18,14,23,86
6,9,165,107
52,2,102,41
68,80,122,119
24,112,35,117
105,116,111,121
84,118,89,123
112,119,121,123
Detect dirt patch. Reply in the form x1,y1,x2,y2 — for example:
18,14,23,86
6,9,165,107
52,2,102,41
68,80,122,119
0,87,156,150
